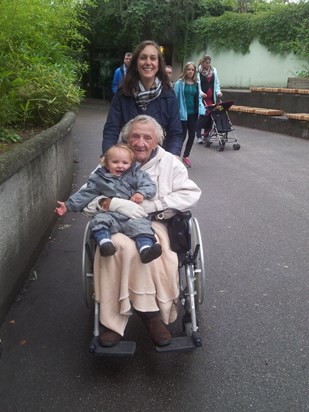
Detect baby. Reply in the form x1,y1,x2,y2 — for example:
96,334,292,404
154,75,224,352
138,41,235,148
55,144,162,264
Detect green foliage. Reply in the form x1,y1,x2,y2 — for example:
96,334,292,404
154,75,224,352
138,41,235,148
0,128,21,144
192,2,309,63
86,0,308,77
85,0,210,60
196,0,226,16
193,12,254,54
0,0,95,128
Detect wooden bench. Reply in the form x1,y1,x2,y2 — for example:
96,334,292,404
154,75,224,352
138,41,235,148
229,105,309,125
229,105,284,116
250,87,309,95
286,113,309,122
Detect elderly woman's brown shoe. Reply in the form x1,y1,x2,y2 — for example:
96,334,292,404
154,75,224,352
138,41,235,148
143,315,172,346
99,327,122,347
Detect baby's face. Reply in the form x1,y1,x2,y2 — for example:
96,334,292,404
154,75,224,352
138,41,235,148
106,148,132,176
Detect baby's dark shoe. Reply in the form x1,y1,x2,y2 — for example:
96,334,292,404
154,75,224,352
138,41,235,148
99,241,116,257
140,243,162,264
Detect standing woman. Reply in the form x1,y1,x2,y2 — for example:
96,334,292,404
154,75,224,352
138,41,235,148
174,62,205,168
196,55,222,143
102,40,184,156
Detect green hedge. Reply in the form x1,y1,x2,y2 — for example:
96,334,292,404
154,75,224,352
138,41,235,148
0,0,94,128
193,3,309,63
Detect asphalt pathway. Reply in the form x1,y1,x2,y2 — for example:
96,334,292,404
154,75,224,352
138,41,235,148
0,100,308,412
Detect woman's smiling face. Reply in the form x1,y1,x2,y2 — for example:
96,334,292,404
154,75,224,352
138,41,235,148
137,45,159,86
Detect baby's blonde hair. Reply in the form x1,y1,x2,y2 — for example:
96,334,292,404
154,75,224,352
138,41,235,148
100,144,135,167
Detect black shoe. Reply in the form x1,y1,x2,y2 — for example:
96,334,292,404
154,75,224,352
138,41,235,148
140,243,162,264
99,241,116,257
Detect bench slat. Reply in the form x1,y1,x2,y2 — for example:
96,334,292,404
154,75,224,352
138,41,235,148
286,113,309,121
250,87,309,95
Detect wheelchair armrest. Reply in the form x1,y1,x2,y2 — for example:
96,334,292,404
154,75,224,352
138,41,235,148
152,208,192,221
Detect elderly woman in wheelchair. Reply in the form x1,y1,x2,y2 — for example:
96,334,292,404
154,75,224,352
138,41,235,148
83,115,205,355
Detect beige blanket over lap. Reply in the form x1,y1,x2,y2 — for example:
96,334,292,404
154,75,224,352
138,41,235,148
93,221,179,336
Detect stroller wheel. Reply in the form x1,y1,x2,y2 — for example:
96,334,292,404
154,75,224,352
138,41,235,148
218,140,225,151
233,143,240,150
205,140,211,147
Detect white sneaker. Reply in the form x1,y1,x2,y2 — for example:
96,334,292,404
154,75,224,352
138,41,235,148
197,138,203,144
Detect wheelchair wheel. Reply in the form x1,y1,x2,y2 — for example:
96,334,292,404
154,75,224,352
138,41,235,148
82,221,95,308
181,262,203,347
190,217,206,306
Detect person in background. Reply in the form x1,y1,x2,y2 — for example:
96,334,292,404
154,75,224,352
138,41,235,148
111,52,132,94
196,55,222,144
174,62,205,168
165,65,174,86
102,40,183,157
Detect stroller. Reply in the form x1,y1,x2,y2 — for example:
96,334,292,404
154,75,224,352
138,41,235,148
199,100,240,151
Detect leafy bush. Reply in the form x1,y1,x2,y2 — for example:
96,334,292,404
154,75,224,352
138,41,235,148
193,11,254,54
0,57,84,127
0,0,94,128
192,2,309,65
0,128,21,144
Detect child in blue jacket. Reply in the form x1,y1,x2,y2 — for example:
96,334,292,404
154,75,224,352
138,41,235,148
55,144,162,264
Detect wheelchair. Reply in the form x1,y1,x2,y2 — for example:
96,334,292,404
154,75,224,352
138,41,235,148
82,211,205,356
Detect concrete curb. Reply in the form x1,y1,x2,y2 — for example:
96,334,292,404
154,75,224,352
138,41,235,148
0,111,76,324
0,112,76,185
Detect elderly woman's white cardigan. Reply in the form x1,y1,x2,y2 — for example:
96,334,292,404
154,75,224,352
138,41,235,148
139,146,201,214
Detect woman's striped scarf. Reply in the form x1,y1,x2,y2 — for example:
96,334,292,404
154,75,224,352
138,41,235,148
199,65,214,79
134,77,162,111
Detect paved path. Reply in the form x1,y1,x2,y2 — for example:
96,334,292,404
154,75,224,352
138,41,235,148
0,100,308,412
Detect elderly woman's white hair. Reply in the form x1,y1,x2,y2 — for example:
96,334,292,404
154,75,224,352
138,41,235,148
121,115,164,145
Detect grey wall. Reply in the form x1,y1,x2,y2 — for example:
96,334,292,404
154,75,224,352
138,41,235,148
0,112,76,324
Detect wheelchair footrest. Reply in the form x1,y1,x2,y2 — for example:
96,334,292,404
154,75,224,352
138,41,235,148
89,337,136,357
155,336,197,353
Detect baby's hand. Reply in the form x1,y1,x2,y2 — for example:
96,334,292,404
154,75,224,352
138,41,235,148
130,193,144,204
54,201,67,216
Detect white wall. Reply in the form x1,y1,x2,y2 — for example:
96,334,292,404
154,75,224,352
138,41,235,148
182,39,307,88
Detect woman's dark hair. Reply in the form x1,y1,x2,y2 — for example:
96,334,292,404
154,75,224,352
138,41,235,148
122,40,171,96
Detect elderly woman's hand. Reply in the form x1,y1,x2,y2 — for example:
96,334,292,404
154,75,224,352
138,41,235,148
109,198,147,219
140,199,157,214
82,196,105,216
